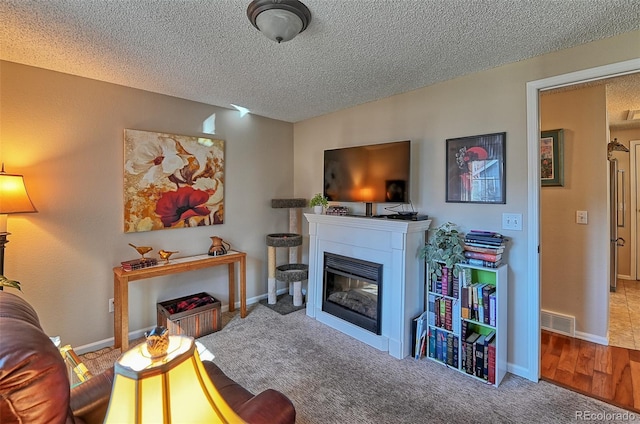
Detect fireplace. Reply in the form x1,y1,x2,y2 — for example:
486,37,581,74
323,253,382,335
305,213,431,359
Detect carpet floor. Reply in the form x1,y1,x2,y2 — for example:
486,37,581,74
81,304,634,423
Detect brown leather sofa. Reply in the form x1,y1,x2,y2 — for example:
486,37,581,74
0,291,295,424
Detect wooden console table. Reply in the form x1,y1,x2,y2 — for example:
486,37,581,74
113,251,246,350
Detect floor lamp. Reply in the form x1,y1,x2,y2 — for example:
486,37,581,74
0,164,37,286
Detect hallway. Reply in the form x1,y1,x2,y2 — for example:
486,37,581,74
540,279,640,413
541,330,640,413
610,279,640,350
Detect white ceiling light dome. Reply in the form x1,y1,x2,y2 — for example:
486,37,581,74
247,0,312,43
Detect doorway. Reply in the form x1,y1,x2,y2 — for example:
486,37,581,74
526,58,640,381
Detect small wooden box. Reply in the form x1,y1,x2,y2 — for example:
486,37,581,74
157,292,221,338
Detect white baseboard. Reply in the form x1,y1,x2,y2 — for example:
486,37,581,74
618,274,633,280
74,290,285,355
574,330,608,346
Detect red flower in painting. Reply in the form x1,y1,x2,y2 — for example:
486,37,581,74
155,187,210,227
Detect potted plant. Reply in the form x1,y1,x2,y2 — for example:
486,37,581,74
418,221,466,283
309,193,328,214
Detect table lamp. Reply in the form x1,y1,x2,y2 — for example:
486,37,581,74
0,164,37,282
104,334,245,423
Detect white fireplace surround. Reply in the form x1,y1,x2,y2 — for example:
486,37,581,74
305,214,431,359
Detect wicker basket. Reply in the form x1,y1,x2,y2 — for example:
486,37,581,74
157,292,221,338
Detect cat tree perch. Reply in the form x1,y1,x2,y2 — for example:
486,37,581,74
267,199,308,307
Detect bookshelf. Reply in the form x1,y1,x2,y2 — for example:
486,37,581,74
417,262,507,387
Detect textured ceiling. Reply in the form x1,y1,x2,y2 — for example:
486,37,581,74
0,0,639,123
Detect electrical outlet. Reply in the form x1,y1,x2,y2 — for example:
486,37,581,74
502,213,523,231
108,298,114,313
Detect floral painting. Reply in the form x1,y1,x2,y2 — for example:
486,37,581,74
124,129,224,233
446,132,506,204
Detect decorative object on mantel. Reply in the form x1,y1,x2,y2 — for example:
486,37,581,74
128,243,153,261
123,129,225,233
158,249,179,264
309,193,328,214
0,164,37,290
418,221,465,283
208,236,230,256
326,205,348,216
247,0,312,44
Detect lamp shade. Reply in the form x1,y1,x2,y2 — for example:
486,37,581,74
0,172,37,215
104,335,244,423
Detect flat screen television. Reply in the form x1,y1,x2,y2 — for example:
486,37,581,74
323,140,411,204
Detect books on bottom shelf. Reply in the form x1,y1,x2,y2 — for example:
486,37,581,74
428,327,458,367
461,329,496,382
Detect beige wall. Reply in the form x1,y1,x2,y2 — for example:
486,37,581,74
293,30,640,378
1,61,294,349
540,86,609,340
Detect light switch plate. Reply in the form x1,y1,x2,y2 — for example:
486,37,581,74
576,210,588,224
502,213,522,231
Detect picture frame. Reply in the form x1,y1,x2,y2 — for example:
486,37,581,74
123,129,225,233
446,132,506,204
540,129,564,187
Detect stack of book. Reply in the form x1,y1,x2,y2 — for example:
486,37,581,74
121,258,158,271
463,230,506,268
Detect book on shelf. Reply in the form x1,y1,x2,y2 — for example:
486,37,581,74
466,258,503,268
483,331,496,380
473,334,486,378
444,298,453,331
489,292,497,326
464,332,480,374
488,339,496,384
463,244,505,255
441,267,449,297
428,295,436,326
482,285,496,325
464,251,502,262
446,333,455,366
435,329,446,362
413,310,429,359
428,329,436,358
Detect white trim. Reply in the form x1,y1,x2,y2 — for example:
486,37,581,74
72,292,276,355
527,58,640,382
631,141,640,279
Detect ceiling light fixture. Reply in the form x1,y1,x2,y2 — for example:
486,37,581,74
247,0,311,43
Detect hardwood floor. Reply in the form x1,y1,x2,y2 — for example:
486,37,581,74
541,330,640,413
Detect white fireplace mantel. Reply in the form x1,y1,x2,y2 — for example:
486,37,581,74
305,213,431,359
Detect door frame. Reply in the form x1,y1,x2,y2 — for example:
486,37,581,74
526,58,640,381
632,140,640,279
